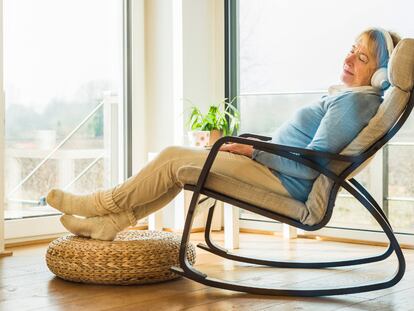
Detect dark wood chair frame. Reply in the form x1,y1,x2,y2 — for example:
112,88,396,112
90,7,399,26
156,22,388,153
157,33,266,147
171,89,414,296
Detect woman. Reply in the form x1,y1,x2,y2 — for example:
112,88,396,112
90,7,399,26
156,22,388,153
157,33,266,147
47,28,400,241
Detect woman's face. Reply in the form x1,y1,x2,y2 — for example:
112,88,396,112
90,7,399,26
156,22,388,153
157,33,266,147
340,37,378,87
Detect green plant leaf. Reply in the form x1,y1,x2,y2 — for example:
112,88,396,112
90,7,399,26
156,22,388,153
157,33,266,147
185,97,240,135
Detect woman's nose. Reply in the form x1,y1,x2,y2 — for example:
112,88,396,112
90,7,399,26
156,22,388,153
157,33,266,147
345,53,355,65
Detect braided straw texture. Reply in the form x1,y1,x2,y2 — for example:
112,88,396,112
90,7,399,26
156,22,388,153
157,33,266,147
46,230,196,285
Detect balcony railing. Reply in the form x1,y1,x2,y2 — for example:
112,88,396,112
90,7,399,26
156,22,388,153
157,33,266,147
4,92,120,219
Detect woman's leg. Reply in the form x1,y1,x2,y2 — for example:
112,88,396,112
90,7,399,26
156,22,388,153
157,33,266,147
47,146,209,217
109,145,290,212
52,147,208,240
52,146,290,240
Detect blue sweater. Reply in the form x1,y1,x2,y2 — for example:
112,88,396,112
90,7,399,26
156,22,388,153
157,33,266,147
252,87,382,202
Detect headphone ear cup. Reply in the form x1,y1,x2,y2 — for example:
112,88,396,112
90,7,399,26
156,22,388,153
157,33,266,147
371,67,390,90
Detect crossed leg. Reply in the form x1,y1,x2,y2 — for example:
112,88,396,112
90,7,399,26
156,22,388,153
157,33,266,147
47,146,289,240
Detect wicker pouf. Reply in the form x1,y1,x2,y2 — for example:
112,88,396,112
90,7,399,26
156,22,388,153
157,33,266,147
46,230,196,285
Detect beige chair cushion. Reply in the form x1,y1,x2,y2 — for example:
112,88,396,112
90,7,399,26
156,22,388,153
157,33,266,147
179,39,414,227
389,39,414,92
177,166,308,222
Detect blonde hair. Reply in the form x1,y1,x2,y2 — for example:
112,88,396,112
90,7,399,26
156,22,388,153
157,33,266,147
357,28,401,68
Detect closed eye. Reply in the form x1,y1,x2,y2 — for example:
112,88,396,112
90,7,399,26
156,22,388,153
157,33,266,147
349,45,369,64
358,53,369,64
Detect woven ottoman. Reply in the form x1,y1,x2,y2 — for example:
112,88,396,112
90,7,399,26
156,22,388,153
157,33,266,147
46,230,196,285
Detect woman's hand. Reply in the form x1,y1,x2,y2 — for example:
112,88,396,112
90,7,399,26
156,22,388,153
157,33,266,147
219,137,263,158
219,143,254,158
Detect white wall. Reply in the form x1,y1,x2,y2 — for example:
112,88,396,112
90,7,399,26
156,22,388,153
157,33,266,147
182,0,224,126
144,0,175,153
136,0,224,157
130,0,224,228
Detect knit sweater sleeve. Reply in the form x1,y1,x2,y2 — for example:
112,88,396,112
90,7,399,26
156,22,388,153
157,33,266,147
252,92,380,179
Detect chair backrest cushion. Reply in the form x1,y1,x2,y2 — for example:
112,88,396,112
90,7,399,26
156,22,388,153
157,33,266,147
304,38,414,226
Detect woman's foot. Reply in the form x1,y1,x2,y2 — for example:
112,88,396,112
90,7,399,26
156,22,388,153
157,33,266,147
60,210,136,241
46,189,122,217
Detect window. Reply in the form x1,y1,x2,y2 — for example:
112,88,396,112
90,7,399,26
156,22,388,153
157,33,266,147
229,0,414,240
3,0,125,237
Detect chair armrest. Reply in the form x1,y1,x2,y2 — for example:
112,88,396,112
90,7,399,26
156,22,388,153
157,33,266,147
238,133,272,141
220,136,358,162
192,135,362,193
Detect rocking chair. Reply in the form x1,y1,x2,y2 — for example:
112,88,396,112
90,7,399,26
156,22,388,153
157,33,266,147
171,38,414,296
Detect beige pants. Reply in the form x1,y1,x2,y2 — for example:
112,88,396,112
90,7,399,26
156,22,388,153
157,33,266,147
106,146,290,221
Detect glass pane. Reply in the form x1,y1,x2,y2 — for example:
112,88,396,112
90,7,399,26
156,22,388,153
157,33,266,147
239,0,414,95
329,156,383,231
238,0,414,235
386,144,414,234
239,93,325,135
388,200,414,234
388,145,414,198
4,0,124,219
330,195,382,231
390,107,414,143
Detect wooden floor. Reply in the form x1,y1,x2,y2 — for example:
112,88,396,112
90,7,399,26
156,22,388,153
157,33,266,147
1,231,414,311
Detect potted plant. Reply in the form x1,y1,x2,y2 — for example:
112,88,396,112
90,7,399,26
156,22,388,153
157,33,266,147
187,98,240,147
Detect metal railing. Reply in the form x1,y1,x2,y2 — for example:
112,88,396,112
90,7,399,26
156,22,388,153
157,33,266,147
6,93,119,207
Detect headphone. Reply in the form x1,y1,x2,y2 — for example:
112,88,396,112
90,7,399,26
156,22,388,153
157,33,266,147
371,29,394,90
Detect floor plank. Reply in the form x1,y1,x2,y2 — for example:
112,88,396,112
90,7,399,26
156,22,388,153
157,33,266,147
1,231,413,311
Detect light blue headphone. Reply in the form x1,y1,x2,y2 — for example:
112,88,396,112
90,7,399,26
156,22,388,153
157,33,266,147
370,29,394,90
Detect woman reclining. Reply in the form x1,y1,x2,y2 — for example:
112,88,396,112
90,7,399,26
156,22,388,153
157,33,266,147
47,28,400,241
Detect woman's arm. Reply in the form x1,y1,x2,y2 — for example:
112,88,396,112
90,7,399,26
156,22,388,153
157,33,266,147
219,137,319,179
251,93,380,179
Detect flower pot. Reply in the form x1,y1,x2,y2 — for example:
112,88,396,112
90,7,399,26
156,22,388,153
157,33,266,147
209,130,222,146
188,130,210,147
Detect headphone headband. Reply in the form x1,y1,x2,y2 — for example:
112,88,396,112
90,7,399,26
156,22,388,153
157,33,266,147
370,28,394,90
376,28,394,59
